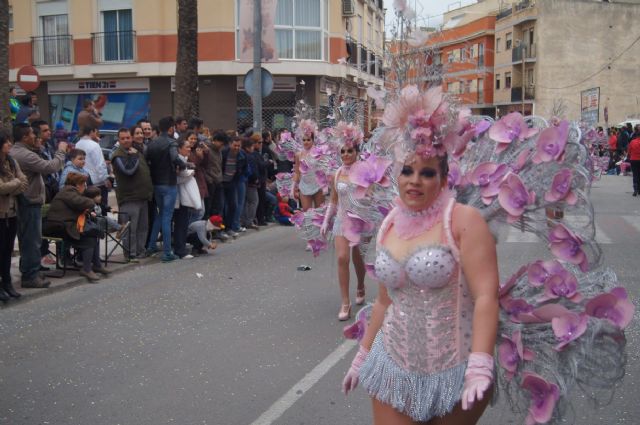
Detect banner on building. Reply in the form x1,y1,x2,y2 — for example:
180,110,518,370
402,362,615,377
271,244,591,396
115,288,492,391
580,87,600,125
238,0,279,63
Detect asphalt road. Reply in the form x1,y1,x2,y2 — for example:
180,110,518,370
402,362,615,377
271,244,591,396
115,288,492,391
1,175,639,425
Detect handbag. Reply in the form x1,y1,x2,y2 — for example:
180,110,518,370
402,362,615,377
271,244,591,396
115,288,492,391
77,213,102,238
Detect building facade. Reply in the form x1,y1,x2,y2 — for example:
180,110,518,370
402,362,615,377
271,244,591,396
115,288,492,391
8,0,386,132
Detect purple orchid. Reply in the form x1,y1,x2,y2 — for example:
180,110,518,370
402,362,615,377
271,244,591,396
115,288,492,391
342,212,374,247
552,312,588,350
500,295,535,323
532,120,569,164
342,318,366,340
498,173,536,223
469,162,510,205
349,155,392,199
290,210,305,227
585,287,634,329
498,330,534,380
548,224,589,272
527,260,581,302
521,372,560,425
489,112,539,153
512,148,532,173
308,239,327,257
442,108,476,158
544,169,577,205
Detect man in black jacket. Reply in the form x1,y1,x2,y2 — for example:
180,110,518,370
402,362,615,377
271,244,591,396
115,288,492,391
145,116,186,262
220,136,247,236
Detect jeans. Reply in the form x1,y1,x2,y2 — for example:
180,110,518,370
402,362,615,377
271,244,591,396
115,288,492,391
147,185,178,256
205,182,224,217
119,200,149,258
17,202,43,281
173,205,191,257
222,181,238,231
242,186,259,226
265,191,278,218
80,238,102,272
0,217,18,283
233,180,247,231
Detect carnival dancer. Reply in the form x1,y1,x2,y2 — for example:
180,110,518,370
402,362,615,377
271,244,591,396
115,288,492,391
341,85,633,425
291,119,325,211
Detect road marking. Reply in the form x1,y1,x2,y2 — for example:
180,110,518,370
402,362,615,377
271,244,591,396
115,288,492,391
622,215,640,233
249,339,357,425
504,216,613,245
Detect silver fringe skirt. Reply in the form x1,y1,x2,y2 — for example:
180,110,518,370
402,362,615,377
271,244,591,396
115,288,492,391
359,332,467,422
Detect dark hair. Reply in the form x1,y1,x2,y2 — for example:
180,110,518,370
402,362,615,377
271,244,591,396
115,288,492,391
152,125,159,134
65,172,88,187
12,123,32,143
158,116,175,133
176,138,189,150
68,148,86,159
211,131,230,144
0,130,15,176
179,130,198,146
20,94,32,107
188,117,203,130
242,137,255,150
118,127,131,138
84,185,101,198
83,98,94,108
31,120,48,130
230,135,242,145
130,125,143,137
262,130,271,141
80,125,98,136
136,118,150,126
175,116,186,125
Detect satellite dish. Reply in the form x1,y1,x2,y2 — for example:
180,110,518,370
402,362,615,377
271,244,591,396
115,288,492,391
244,67,274,98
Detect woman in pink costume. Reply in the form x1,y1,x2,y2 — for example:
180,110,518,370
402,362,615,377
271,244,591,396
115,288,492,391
292,120,325,211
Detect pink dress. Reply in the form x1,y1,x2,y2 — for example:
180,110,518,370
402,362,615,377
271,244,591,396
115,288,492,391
359,198,475,421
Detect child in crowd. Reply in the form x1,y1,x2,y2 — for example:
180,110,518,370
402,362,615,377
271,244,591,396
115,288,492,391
274,194,294,226
59,149,92,188
186,215,221,256
84,186,127,238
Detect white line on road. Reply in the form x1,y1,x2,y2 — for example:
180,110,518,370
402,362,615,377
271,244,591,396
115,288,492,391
249,339,357,425
623,215,640,233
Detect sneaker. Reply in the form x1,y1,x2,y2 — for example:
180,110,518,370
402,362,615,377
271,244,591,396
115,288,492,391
115,221,130,240
161,253,179,263
180,254,194,260
228,231,239,238
217,232,230,241
42,254,56,265
79,270,101,282
21,275,51,289
146,246,160,257
239,227,247,232
248,224,259,230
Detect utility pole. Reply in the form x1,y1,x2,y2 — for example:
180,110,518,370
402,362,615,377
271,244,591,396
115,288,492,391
252,0,263,132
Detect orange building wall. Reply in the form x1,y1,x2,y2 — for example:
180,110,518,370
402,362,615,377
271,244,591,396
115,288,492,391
9,42,32,69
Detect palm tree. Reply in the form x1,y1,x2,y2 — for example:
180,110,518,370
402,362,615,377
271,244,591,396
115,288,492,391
174,0,199,119
0,0,10,130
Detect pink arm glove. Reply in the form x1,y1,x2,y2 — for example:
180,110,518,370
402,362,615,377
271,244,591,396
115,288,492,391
320,202,337,238
461,352,494,410
342,345,369,395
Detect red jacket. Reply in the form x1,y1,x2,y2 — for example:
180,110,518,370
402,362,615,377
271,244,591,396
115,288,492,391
608,134,617,151
628,138,640,161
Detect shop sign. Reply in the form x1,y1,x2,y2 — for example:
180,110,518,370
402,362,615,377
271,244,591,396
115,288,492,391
48,78,150,94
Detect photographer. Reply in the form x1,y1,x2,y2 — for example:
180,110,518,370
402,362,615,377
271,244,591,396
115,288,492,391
77,99,103,130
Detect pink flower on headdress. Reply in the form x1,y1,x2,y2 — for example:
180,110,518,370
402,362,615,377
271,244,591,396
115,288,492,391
548,224,588,272
334,121,364,146
585,287,634,329
298,119,318,139
470,162,510,205
442,108,480,158
447,160,463,189
498,173,536,223
544,169,577,205
342,212,374,247
552,312,588,350
489,112,539,153
498,330,534,380
532,120,569,164
521,372,560,425
349,154,392,199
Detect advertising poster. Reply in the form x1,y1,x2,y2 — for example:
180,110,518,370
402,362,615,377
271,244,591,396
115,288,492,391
580,87,600,126
238,0,279,62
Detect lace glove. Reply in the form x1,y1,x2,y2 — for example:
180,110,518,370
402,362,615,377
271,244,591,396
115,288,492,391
461,352,494,410
320,202,337,238
342,345,369,395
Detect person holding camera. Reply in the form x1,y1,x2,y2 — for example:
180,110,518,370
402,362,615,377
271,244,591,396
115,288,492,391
77,99,103,130
75,125,111,215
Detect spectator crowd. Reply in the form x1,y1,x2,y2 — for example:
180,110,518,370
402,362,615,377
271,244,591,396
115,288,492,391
1,86,298,302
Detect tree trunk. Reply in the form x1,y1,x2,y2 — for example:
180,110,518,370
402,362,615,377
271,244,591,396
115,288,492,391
174,0,199,120
0,0,10,131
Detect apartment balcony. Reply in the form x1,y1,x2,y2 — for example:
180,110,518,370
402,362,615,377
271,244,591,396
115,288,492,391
32,35,73,66
91,30,136,64
512,43,536,62
511,86,535,102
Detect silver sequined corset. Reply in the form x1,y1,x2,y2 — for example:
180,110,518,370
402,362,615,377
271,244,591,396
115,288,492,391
298,157,321,196
376,246,473,374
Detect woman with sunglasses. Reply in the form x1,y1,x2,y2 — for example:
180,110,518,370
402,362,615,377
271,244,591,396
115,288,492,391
321,141,366,321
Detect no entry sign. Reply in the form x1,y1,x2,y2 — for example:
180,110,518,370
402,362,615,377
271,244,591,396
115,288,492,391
17,66,40,92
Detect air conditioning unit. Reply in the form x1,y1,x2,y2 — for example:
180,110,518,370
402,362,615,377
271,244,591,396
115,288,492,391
342,0,355,16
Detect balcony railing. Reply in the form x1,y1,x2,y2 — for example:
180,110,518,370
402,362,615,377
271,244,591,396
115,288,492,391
511,86,535,102
91,30,136,63
32,35,73,66
512,43,536,61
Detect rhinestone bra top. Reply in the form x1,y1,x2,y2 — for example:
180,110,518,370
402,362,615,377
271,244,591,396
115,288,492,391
375,245,456,290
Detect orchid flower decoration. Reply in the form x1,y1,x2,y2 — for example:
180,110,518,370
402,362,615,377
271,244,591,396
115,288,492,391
548,224,589,272
308,239,327,257
520,372,560,425
489,112,539,153
532,120,569,164
498,173,536,223
469,162,510,205
544,169,578,205
498,330,534,380
342,212,374,247
585,287,634,329
349,154,392,199
552,311,588,350
527,260,582,303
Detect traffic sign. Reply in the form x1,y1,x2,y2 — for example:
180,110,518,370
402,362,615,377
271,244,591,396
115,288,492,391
243,67,274,98
17,66,40,92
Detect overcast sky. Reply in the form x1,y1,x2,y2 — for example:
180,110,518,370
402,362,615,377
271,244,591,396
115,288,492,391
385,0,479,29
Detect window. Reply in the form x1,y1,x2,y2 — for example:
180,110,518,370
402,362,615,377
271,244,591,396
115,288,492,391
527,69,534,86
41,14,70,65
505,72,512,88
464,80,471,93
496,37,501,53
496,74,501,90
273,0,328,60
8,6,12,31
99,9,134,61
477,43,484,66
506,32,513,50
478,78,484,103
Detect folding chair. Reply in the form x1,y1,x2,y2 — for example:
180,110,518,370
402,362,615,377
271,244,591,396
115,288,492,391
99,210,131,266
